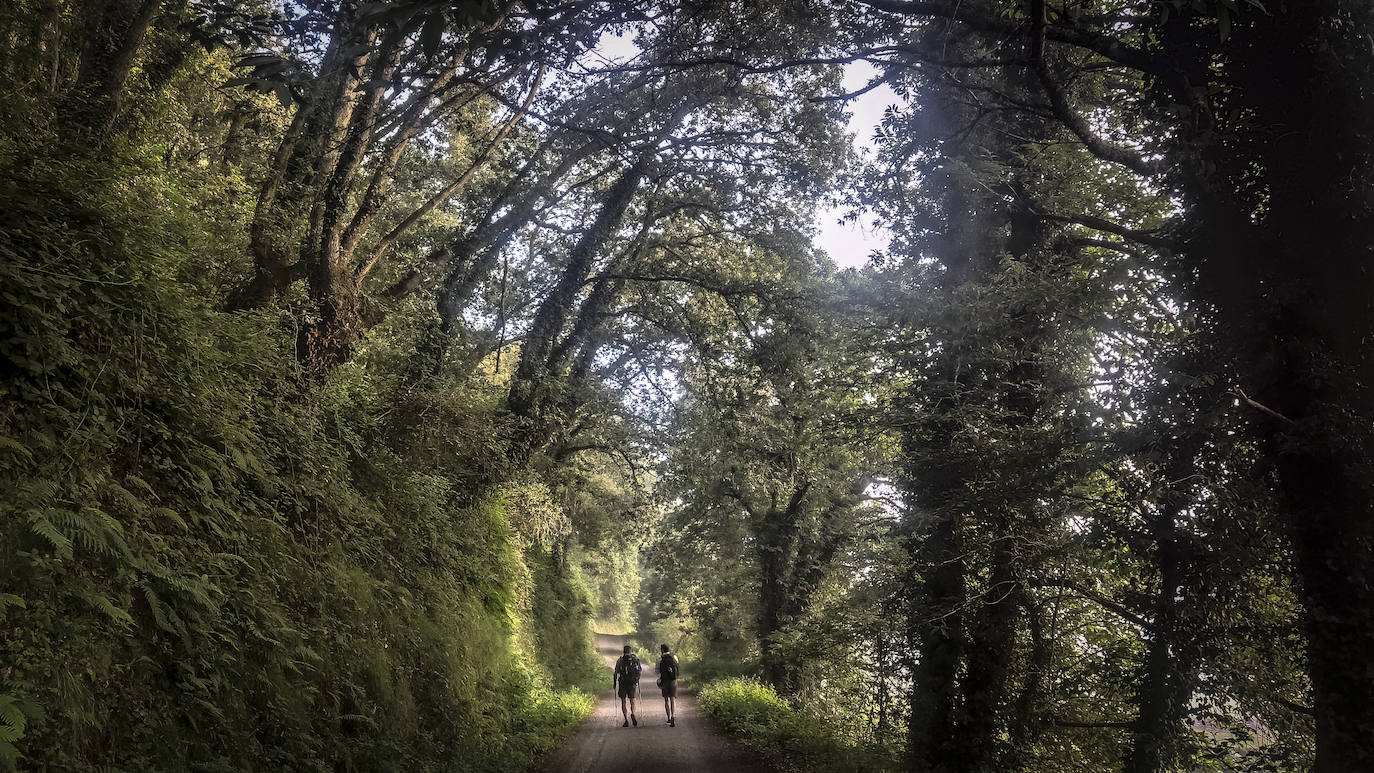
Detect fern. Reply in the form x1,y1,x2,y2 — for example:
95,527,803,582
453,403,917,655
151,506,188,530
24,509,72,559
24,504,130,561
80,506,130,558
0,436,33,462
79,590,134,629
0,694,44,772
0,594,23,618
139,584,186,637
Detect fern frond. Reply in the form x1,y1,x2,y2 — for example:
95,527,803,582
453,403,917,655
0,436,33,461
25,510,72,559
152,507,188,530
106,483,145,514
123,475,156,497
82,507,130,557
81,591,133,629
140,585,175,634
0,701,26,734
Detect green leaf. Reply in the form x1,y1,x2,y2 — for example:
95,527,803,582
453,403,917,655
0,436,32,461
82,591,134,629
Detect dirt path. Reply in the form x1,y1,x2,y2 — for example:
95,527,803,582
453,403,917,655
537,633,774,773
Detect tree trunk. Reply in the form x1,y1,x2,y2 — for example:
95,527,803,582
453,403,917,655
67,0,162,135
1185,6,1374,769
756,512,792,690
956,526,1018,772
507,148,656,426
1126,438,1203,773
906,510,966,773
1008,590,1047,756
220,104,249,171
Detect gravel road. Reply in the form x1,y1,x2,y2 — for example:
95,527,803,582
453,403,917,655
537,633,775,773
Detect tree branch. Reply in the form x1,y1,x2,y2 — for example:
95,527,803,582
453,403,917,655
860,0,1172,80
1033,578,1153,631
1034,211,1178,251
355,62,545,283
1047,715,1135,729
1029,0,1159,176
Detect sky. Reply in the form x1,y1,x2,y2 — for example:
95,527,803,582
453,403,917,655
812,61,896,269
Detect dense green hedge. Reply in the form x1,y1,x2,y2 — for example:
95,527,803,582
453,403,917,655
698,678,898,773
0,152,597,771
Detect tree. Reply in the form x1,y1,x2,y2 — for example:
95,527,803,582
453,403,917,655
662,255,887,691
851,0,1370,767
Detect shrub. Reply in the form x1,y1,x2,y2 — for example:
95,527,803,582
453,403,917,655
0,148,597,771
698,678,898,773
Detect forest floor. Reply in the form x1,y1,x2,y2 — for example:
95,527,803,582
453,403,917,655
537,634,775,773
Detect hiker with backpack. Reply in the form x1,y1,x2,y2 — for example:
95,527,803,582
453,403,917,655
612,644,641,727
656,643,679,726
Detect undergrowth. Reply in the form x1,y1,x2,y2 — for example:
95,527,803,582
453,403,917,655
0,147,598,770
698,677,899,773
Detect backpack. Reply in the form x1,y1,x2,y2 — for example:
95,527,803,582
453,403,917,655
659,653,679,681
618,654,641,683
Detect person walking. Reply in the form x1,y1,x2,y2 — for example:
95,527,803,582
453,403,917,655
656,643,679,727
612,644,641,727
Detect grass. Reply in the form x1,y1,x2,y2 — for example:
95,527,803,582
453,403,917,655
697,677,900,773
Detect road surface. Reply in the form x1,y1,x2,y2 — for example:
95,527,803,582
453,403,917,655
537,633,774,773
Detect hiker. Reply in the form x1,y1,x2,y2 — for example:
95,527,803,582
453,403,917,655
612,644,641,727
656,643,679,726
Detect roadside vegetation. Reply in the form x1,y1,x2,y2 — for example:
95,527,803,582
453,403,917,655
0,152,608,770
699,677,900,773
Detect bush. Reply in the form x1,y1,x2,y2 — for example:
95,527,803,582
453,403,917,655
698,678,898,773
0,149,597,771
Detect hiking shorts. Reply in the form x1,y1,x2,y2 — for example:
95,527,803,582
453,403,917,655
617,682,638,699
659,679,677,698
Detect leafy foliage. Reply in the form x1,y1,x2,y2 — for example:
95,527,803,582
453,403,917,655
699,677,899,772
0,145,605,771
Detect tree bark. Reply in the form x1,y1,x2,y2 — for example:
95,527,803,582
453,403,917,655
1180,6,1374,769
906,509,966,773
957,525,1018,772
1125,437,1203,773
67,0,162,135
507,150,654,425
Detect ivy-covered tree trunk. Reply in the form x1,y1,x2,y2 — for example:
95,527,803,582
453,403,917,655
905,498,966,773
65,0,165,135
1126,436,1204,773
756,511,794,690
1180,5,1374,768
750,483,813,694
508,162,649,407
956,524,1017,772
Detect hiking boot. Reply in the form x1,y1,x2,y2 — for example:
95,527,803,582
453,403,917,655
631,714,638,726
622,720,629,728
669,717,676,727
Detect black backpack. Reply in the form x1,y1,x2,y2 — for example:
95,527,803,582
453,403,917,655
659,653,679,681
618,654,641,683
